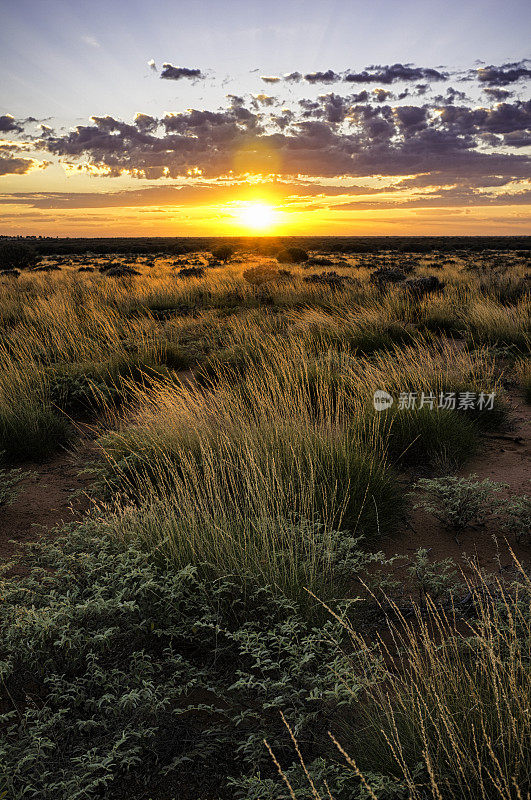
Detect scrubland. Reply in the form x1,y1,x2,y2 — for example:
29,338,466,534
0,240,529,799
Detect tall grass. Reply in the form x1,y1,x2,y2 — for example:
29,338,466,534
272,555,531,799
0,348,72,460
95,356,402,599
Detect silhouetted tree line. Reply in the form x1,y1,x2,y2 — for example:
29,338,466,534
0,235,529,260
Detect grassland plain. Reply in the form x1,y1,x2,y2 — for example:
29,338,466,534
0,238,529,799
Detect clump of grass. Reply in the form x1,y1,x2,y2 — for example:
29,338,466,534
374,405,479,468
268,555,531,800
463,297,530,350
95,363,402,598
515,357,531,404
0,355,72,461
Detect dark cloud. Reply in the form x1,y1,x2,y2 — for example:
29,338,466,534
483,87,514,102
438,100,531,136
344,63,448,84
0,148,49,175
160,64,204,81
0,115,23,134
265,64,448,86
476,60,531,86
304,69,340,84
134,113,158,132
373,88,393,102
27,74,529,201
250,94,277,109
0,157,35,175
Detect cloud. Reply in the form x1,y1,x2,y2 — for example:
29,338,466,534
262,64,449,86
304,69,340,84
15,60,526,211
373,88,393,102
251,94,277,108
0,180,393,209
81,35,100,48
147,59,157,72
343,63,448,84
482,87,514,102
0,115,23,134
476,60,531,86
36,93,531,188
160,64,204,81
0,154,49,176
134,113,158,132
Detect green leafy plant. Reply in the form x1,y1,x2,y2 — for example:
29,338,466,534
407,547,458,602
0,464,30,507
0,523,372,800
501,495,531,543
411,474,507,538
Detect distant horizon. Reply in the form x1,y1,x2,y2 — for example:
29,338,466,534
4,233,530,241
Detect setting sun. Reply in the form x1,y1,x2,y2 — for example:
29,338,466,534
235,201,276,231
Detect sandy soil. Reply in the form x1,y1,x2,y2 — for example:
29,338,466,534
381,388,530,574
0,425,97,568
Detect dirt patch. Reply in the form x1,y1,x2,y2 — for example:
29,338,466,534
0,426,97,568
381,389,530,574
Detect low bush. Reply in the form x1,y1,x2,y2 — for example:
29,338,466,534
0,462,30,506
2,528,527,800
0,524,371,800
276,246,309,264
411,474,507,532
211,244,234,262
501,495,530,543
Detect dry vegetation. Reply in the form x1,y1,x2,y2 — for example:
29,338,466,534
0,238,529,799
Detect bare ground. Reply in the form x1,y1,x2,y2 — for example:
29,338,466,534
0,424,98,569
381,388,530,574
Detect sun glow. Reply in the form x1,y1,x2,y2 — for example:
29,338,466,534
235,201,277,231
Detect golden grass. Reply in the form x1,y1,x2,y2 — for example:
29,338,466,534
269,554,531,799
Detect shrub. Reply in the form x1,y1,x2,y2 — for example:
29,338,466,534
0,241,39,270
0,462,30,507
501,495,530,543
48,370,120,415
276,246,309,264
211,244,234,262
411,474,507,533
243,264,288,286
0,524,368,800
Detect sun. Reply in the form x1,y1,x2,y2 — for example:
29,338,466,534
236,201,276,231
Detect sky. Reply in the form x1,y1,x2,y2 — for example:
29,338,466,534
1,0,530,236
